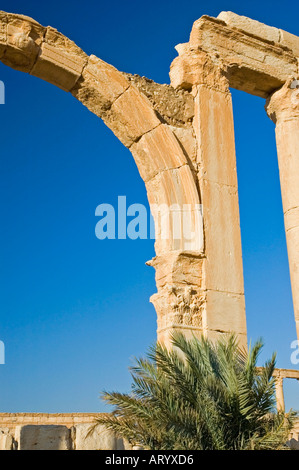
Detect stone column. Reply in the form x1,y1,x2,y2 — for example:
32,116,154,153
193,68,247,348
275,376,285,412
266,80,299,341
170,48,247,348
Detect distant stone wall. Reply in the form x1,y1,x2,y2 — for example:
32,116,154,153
0,412,103,430
0,414,132,450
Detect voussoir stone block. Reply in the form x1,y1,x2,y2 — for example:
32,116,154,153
130,124,188,182
102,85,162,147
0,11,45,72
74,423,124,450
145,165,202,253
72,54,130,115
14,425,72,450
31,27,88,91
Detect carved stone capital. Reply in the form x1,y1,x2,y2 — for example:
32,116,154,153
265,78,299,124
147,251,205,336
151,284,205,333
170,46,229,93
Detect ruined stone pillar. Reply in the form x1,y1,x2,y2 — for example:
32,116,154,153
266,80,299,341
194,68,247,348
275,376,285,412
170,44,247,348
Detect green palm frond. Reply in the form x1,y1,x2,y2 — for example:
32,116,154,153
94,333,297,450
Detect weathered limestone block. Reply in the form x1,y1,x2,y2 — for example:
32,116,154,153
145,166,203,254
149,251,204,291
219,12,299,59
74,423,124,450
193,86,238,187
200,179,244,295
72,54,130,116
170,46,228,92
172,14,298,97
217,11,280,43
279,30,299,58
102,85,161,147
0,11,45,72
169,126,197,166
0,427,14,450
31,27,88,91
0,11,7,58
266,78,299,124
203,290,247,343
14,425,72,450
131,124,189,182
73,59,163,148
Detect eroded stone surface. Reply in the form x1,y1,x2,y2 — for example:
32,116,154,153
171,14,297,98
0,11,45,72
14,425,72,450
0,428,14,450
31,27,88,91
72,54,130,115
102,85,162,147
123,73,195,127
74,423,125,450
148,252,205,348
217,11,280,43
130,124,189,182
280,29,299,58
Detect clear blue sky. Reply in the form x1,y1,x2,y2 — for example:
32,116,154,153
0,0,298,413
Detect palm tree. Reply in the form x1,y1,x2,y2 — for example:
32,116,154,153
94,333,296,450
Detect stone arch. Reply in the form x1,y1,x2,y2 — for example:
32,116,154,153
0,11,204,346
0,11,202,255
